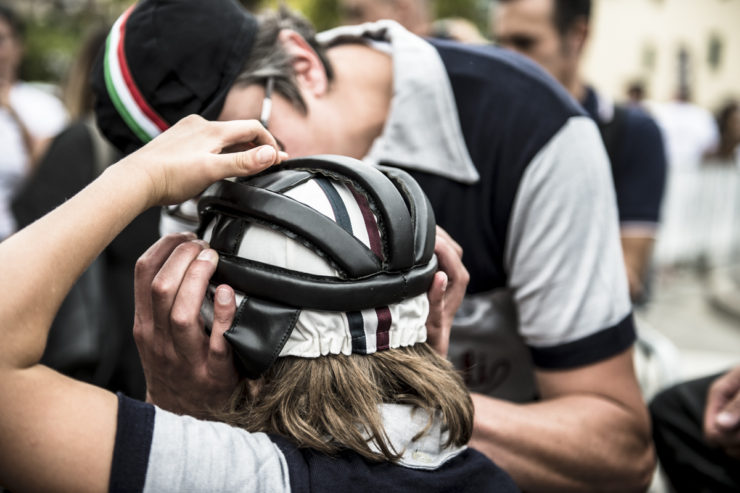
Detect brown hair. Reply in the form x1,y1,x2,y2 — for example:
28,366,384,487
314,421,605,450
234,7,334,115
214,343,473,462
62,26,109,119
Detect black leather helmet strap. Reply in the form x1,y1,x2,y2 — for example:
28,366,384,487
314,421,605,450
223,296,300,380
213,254,438,312
199,181,383,278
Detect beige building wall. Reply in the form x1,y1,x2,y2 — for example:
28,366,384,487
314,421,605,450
582,0,740,110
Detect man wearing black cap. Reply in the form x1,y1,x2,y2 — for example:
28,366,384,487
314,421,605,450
92,1,654,490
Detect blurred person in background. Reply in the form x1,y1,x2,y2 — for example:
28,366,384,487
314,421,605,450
0,4,67,241
650,87,722,268
340,0,432,36
492,0,667,304
11,26,159,398
625,80,647,108
92,1,654,491
651,86,719,171
714,100,740,166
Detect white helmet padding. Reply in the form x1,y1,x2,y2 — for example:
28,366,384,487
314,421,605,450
197,155,437,379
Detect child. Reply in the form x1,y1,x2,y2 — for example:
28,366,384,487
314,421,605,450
0,119,517,491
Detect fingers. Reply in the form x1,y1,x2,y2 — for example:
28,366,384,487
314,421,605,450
213,118,281,152
434,230,469,312
424,229,468,359
704,367,740,443
436,226,463,259
207,285,237,376
210,119,287,175
150,241,203,319
134,232,197,343
168,248,220,364
426,271,450,358
126,116,291,207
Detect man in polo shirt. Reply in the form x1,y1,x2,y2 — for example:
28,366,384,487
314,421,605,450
493,0,667,302
92,1,654,490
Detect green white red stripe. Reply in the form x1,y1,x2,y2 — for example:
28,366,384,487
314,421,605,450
104,5,169,143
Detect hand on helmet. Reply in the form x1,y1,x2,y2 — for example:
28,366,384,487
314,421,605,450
425,227,468,358
133,233,240,417
116,115,288,208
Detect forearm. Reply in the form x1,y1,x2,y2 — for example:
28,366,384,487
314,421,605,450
470,393,655,492
620,234,655,301
0,161,152,369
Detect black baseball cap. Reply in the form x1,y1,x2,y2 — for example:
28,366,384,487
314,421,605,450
92,0,258,154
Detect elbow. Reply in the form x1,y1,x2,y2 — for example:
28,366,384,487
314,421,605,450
618,436,657,493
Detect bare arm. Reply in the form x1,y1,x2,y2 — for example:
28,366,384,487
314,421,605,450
0,115,285,492
469,349,655,492
621,233,655,302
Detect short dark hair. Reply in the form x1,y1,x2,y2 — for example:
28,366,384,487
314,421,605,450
0,4,26,40
552,0,591,36
496,0,590,36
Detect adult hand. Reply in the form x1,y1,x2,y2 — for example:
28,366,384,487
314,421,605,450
117,114,288,208
704,365,740,459
425,226,469,358
133,233,240,417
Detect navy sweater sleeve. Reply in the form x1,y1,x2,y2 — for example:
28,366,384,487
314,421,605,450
109,393,155,493
613,108,668,224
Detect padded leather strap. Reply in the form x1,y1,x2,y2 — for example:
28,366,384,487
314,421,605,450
224,297,300,379
377,165,436,265
213,255,438,312
199,180,382,278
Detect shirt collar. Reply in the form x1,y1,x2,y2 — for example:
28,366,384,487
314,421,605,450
372,403,467,470
317,21,479,184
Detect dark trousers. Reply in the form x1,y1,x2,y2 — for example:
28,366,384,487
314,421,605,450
650,373,740,493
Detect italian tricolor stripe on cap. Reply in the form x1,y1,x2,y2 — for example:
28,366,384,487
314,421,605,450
104,5,169,144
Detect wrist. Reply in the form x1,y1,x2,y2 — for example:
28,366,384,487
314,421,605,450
103,155,164,211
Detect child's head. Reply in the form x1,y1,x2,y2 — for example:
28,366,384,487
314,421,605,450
198,155,473,460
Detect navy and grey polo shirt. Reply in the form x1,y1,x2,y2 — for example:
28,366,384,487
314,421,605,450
318,22,635,401
110,394,518,493
581,85,667,229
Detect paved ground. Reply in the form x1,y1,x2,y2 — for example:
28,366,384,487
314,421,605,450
641,264,740,381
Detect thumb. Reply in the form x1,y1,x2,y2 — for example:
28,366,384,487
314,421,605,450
716,392,740,430
207,285,237,370
218,145,279,176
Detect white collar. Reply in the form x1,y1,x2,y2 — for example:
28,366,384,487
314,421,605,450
370,403,467,470
317,21,479,184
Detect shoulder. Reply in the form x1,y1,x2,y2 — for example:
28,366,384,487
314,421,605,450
429,39,583,124
619,104,664,142
12,82,64,109
110,394,290,493
428,39,586,173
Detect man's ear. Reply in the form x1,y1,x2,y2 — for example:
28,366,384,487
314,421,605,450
278,30,329,97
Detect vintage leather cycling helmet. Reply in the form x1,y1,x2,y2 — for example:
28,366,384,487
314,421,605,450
198,155,437,379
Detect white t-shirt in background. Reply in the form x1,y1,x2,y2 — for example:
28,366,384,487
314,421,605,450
0,82,68,240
